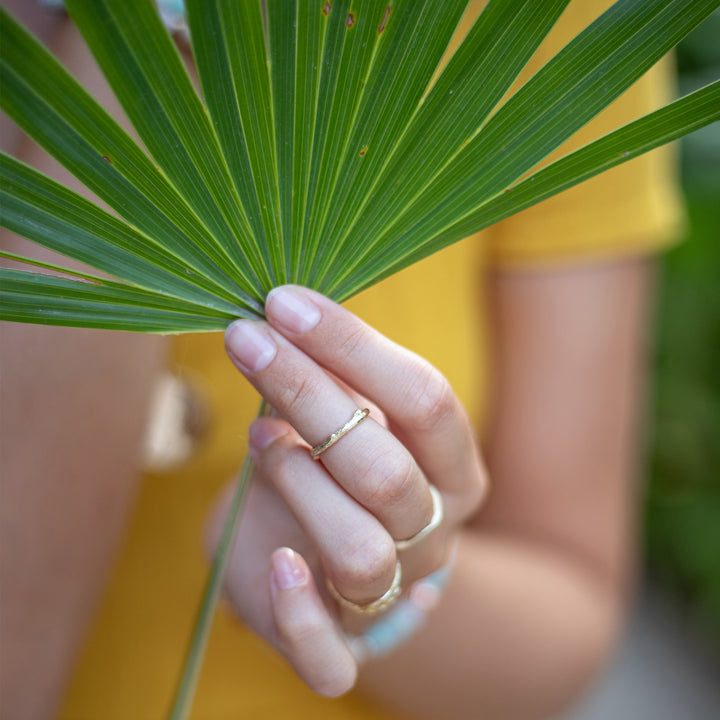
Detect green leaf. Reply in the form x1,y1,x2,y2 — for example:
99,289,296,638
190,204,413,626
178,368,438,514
293,0,353,280
0,269,233,333
356,79,720,294
215,0,285,282
0,249,110,283
65,0,266,294
284,0,327,282
328,0,720,297
186,0,279,290
266,0,298,277
296,0,396,284
304,0,472,288
0,7,258,310
2,0,718,321
0,153,253,317
315,0,571,290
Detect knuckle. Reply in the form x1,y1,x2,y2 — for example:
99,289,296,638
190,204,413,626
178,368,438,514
261,440,296,480
276,373,321,415
362,448,417,510
403,363,456,432
333,321,369,362
334,531,396,592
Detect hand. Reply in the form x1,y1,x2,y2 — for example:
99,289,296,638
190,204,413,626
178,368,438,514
209,285,487,697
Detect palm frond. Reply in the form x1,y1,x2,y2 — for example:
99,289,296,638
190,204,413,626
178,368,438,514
1,0,719,332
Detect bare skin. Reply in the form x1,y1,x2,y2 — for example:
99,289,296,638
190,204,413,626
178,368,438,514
1,8,654,720
357,261,650,720
1,259,650,720
210,262,650,720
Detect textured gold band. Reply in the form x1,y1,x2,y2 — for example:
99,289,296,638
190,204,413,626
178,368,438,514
326,562,402,615
310,408,369,460
395,485,444,551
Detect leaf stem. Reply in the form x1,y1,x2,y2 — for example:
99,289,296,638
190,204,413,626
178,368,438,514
166,398,267,720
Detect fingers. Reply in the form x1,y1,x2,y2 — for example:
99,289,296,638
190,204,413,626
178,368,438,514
269,548,357,698
249,419,399,603
262,285,486,506
224,285,487,610
255,419,450,588
225,320,433,542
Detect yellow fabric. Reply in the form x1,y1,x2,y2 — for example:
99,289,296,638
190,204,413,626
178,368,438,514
60,2,682,718
486,9,683,266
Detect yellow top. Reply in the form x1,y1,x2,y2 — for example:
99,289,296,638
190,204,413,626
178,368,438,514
60,2,682,718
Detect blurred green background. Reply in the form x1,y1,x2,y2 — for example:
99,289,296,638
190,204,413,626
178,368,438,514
644,10,720,647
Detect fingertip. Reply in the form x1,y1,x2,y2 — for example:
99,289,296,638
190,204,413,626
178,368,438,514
268,547,358,697
265,285,323,335
316,657,358,698
224,320,277,374
270,547,308,592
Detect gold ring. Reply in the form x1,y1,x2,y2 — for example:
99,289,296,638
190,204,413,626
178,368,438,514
326,561,402,615
310,408,369,460
395,485,444,551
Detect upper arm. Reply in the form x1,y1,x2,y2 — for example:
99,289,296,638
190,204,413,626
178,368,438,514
479,258,656,590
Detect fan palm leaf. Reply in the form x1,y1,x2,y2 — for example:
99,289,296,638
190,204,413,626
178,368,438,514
1,0,718,332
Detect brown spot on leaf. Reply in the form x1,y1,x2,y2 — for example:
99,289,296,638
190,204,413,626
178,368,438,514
378,5,391,34
323,1,331,15
346,12,355,28
102,155,112,164
359,145,368,157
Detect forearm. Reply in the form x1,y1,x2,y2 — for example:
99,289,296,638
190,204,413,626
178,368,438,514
358,529,622,720
359,261,652,720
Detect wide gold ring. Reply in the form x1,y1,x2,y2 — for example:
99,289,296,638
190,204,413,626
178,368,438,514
326,561,402,615
310,408,369,460
395,485,444,551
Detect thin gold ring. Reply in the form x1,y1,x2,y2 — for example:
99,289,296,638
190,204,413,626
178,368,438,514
310,408,369,460
395,485,444,551
326,562,402,615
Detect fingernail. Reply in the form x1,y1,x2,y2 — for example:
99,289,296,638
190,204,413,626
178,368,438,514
248,420,287,459
272,548,306,590
266,286,321,334
225,321,277,373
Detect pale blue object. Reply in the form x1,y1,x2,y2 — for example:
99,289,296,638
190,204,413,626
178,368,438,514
42,0,187,32
353,563,453,660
